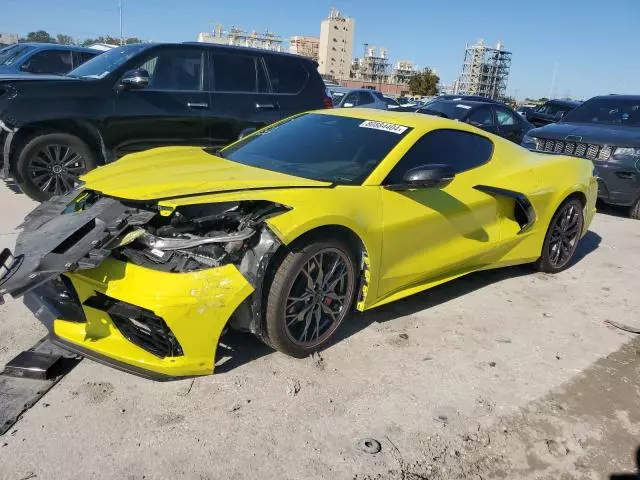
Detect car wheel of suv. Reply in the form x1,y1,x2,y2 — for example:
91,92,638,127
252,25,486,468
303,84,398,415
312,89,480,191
534,198,584,273
264,240,357,358
630,199,640,220
15,133,97,202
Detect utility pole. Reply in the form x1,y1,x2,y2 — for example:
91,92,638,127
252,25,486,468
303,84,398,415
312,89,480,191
549,62,559,100
119,0,124,45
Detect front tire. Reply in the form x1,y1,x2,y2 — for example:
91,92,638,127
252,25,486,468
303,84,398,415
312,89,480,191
534,198,585,273
15,133,97,202
630,199,640,220
264,240,357,357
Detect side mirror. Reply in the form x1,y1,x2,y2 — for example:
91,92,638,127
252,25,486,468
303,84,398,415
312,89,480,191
119,68,150,90
343,102,354,108
386,164,455,191
555,111,565,120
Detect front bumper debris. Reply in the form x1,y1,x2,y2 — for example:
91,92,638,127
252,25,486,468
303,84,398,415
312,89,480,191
1,189,282,378
0,190,155,302
24,258,254,378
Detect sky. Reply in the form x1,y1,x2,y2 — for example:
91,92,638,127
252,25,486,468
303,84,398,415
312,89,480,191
2,0,639,100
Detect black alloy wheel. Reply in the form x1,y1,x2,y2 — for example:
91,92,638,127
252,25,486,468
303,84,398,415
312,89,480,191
264,240,357,357
284,248,354,347
15,132,98,202
534,198,584,273
28,144,87,196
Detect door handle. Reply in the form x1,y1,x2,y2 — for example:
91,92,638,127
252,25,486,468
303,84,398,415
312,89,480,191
255,103,278,110
187,102,209,109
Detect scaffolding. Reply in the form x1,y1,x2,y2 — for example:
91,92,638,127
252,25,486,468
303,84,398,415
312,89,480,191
350,45,390,83
198,24,283,52
392,60,418,85
454,39,511,100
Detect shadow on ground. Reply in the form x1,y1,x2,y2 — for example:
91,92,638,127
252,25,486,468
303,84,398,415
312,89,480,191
2,180,23,195
215,231,601,374
596,200,632,219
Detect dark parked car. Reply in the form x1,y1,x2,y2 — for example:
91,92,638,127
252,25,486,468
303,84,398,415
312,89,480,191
0,42,330,201
428,94,506,105
522,95,640,219
525,99,581,127
416,99,533,144
328,87,389,110
0,43,98,75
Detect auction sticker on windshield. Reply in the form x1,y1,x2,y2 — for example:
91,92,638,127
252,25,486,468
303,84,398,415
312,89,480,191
359,120,408,134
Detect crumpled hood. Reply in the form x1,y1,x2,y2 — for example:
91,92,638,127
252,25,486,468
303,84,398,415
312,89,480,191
530,122,640,146
82,146,332,200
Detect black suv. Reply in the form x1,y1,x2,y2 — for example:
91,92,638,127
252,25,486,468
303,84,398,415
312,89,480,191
0,42,330,200
523,95,640,219
525,99,581,127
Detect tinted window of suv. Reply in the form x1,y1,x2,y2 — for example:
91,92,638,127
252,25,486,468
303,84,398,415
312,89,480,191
386,129,493,184
212,53,268,92
72,51,96,68
357,91,374,105
22,50,72,74
139,50,203,91
264,56,308,94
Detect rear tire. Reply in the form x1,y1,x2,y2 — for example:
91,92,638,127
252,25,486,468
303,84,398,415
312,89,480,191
264,239,357,358
15,132,97,202
630,199,640,220
533,198,584,273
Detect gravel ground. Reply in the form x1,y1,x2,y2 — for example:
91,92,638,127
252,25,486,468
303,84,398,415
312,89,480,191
0,180,639,480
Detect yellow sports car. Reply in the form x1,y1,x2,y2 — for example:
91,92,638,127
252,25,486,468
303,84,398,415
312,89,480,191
0,109,597,379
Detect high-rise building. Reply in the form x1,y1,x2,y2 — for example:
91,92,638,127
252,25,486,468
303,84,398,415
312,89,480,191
318,8,354,81
289,36,319,61
350,46,390,83
0,33,18,46
198,24,283,52
453,39,511,100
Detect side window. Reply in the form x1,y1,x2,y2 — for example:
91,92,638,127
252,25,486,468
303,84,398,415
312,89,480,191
385,129,494,184
212,52,267,92
496,108,518,126
357,91,374,105
467,107,494,127
22,50,72,74
343,92,358,106
264,56,308,94
72,51,96,68
138,50,203,91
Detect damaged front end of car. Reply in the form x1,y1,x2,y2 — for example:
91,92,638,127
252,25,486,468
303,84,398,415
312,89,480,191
0,188,289,378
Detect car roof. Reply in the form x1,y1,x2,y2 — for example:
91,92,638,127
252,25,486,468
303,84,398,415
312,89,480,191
546,99,581,106
590,94,640,101
180,41,316,62
17,43,96,53
427,99,493,108
329,87,377,94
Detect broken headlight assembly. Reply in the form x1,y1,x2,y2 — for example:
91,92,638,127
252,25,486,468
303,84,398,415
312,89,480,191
114,201,290,273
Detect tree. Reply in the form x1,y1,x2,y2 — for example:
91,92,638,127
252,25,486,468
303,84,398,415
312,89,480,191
82,35,119,46
538,97,549,103
408,68,440,96
81,35,143,46
25,30,56,43
56,33,74,45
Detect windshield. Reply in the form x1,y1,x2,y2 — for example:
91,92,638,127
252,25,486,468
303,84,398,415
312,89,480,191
563,98,640,127
0,44,33,66
382,97,400,107
418,101,469,120
68,44,148,78
216,113,411,184
535,101,574,116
